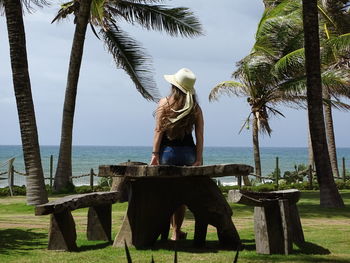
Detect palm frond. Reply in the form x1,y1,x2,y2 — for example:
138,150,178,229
266,106,285,118
256,109,272,136
255,6,303,56
51,1,77,24
90,0,105,26
278,76,307,94
209,81,246,102
324,98,350,111
272,48,305,78
325,33,350,53
123,0,164,3
318,4,338,30
322,70,350,97
110,2,203,37
256,0,301,37
100,23,160,101
238,113,252,134
22,0,49,10
90,23,100,39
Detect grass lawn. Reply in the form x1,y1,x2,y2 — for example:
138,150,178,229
0,191,349,263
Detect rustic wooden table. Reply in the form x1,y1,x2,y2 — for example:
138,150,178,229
99,163,253,249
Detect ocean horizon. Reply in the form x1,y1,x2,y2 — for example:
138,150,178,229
1,145,350,187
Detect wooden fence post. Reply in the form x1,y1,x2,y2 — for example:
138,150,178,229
90,169,94,191
50,155,53,190
308,165,313,189
237,175,242,189
10,165,14,189
7,158,15,197
342,157,346,183
276,157,279,188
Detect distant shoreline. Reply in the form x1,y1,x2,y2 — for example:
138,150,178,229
1,145,350,149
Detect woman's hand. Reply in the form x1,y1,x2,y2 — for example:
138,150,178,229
150,154,159,165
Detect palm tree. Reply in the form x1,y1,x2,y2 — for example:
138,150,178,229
1,0,48,205
209,53,290,180
53,0,93,192
52,0,203,192
302,0,344,207
209,2,305,180
269,0,350,178
319,1,350,178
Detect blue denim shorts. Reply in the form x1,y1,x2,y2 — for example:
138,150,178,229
160,146,196,166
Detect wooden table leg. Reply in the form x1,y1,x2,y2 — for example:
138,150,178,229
114,179,177,248
193,218,208,248
48,210,77,251
87,204,112,242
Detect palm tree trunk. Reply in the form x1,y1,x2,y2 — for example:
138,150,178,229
307,127,314,169
302,0,344,207
323,89,340,178
54,0,93,192
252,114,262,180
4,0,48,205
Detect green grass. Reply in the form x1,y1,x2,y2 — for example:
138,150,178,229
0,191,350,262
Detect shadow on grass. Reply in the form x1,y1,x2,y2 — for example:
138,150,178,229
0,229,47,255
295,241,331,255
149,239,256,254
78,241,111,252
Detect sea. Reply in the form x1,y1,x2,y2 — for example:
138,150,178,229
1,145,350,187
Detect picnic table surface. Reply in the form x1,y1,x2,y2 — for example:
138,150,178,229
98,163,254,179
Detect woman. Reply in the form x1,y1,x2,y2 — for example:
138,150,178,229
150,68,204,241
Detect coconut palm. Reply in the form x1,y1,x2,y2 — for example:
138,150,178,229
269,0,350,177
302,0,344,207
52,0,203,192
1,0,48,205
209,1,305,179
209,53,295,179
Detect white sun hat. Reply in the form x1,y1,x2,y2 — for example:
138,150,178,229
164,68,196,123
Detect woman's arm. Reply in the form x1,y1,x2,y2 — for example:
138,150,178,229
150,98,167,165
193,106,204,166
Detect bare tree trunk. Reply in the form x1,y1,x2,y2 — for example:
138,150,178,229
54,0,93,192
323,88,340,178
4,0,48,205
302,0,344,207
252,114,262,180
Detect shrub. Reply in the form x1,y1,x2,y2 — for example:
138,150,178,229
98,177,112,187
52,181,76,194
0,185,26,196
75,185,93,194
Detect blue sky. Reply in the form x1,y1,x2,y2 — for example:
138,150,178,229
1,0,349,147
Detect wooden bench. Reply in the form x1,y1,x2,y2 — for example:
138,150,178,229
35,191,120,251
228,189,305,254
99,163,253,249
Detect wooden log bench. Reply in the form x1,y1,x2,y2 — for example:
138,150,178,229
99,163,253,249
228,189,305,254
35,191,120,251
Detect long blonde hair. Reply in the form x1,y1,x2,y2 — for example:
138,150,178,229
158,85,198,140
